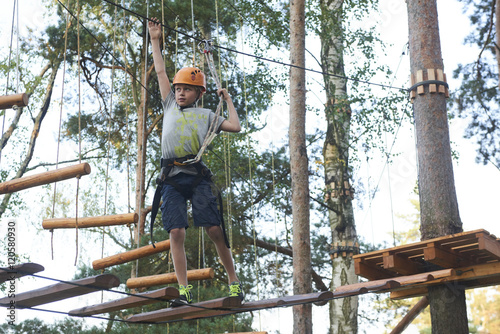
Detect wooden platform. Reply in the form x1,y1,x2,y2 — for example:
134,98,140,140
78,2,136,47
353,229,500,299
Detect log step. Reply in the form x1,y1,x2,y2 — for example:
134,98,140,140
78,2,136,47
0,163,91,195
92,239,171,271
0,263,44,283
69,287,179,316
0,274,119,308
0,93,29,109
43,213,138,229
126,268,214,289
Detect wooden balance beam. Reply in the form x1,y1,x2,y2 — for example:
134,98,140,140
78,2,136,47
0,163,91,195
126,268,214,289
0,263,44,283
0,274,119,308
69,286,179,316
92,239,171,271
0,93,29,109
42,213,138,229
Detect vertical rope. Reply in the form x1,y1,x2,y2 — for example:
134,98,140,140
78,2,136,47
74,0,82,266
51,0,72,260
190,0,195,65
122,0,131,215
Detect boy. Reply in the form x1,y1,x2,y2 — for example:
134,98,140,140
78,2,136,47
148,18,243,306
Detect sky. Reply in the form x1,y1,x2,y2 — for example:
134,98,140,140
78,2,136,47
1,0,500,333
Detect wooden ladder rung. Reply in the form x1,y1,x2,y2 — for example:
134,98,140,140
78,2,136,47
0,274,119,308
126,268,214,289
69,287,179,316
92,239,171,271
42,213,138,229
0,163,91,195
128,296,241,323
0,263,44,283
0,93,29,109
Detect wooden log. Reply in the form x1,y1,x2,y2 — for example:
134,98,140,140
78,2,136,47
69,287,179,316
126,268,214,289
42,213,138,229
0,93,29,109
128,296,241,323
0,274,119,308
0,163,91,195
390,297,429,334
0,263,44,283
92,239,171,271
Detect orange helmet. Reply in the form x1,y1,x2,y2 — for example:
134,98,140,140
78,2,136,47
173,67,206,92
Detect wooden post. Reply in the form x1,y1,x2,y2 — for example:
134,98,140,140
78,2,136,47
0,163,91,194
126,268,214,289
42,213,138,229
0,93,29,109
92,239,171,270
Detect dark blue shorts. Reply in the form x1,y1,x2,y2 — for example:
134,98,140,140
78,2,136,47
160,173,221,232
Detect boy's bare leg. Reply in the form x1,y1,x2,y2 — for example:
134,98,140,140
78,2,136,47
205,225,239,283
169,227,188,286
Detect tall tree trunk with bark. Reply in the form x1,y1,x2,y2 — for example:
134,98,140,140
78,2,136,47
319,1,358,333
289,0,312,333
407,0,468,332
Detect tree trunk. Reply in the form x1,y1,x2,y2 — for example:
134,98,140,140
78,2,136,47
407,0,467,332
496,0,500,90
289,0,312,333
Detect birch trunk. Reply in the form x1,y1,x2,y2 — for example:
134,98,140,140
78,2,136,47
319,0,358,332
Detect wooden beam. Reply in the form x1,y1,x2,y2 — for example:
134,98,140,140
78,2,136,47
390,296,429,334
128,296,241,323
423,242,472,268
383,252,421,275
0,274,119,308
355,258,395,280
69,287,179,316
42,213,138,229
0,263,44,283
477,232,500,260
92,239,171,271
0,163,91,195
0,93,29,109
126,268,214,289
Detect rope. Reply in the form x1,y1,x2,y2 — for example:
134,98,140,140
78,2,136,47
74,0,82,267
51,0,72,260
190,0,195,65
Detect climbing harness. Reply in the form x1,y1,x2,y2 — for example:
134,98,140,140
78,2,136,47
149,155,230,249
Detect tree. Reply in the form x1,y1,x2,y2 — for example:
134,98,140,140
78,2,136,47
407,0,467,331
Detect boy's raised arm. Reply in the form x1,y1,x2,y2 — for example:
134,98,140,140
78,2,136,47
148,18,170,100
218,88,241,133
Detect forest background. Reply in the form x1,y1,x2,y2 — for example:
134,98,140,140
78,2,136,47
0,0,499,333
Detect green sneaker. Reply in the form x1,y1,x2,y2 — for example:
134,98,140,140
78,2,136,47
171,284,193,307
229,281,245,301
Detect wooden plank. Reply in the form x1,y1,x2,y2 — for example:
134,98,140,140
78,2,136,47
416,70,424,95
0,163,91,195
383,252,421,275
423,242,472,268
390,297,429,334
93,239,171,270
128,296,241,323
69,287,179,316
0,263,44,283
126,268,214,289
355,258,395,280
42,213,138,229
0,93,29,109
427,69,436,93
0,274,119,308
279,291,333,306
477,232,500,260
436,69,446,94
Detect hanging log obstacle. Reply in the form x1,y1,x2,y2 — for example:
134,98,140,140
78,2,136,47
92,239,171,270
126,268,214,289
0,263,44,284
68,287,179,316
0,274,119,308
42,213,138,229
0,93,29,109
0,163,91,195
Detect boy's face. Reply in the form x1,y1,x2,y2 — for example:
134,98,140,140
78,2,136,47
174,84,203,107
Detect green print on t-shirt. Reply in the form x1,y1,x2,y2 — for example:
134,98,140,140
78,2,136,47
173,110,208,157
